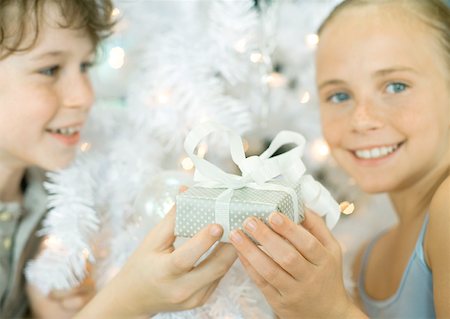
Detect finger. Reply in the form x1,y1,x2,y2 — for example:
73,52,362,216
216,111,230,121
229,229,293,292
242,216,310,277
268,212,327,266
169,224,225,274
238,253,280,298
143,207,176,251
182,243,237,288
301,209,337,249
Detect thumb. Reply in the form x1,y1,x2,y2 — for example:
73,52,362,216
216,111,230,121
143,206,176,251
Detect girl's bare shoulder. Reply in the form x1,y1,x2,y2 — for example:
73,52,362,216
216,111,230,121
429,174,450,219
425,174,450,263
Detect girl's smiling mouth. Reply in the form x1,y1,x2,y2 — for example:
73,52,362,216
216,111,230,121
350,141,405,161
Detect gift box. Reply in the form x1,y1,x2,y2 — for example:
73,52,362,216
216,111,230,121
175,180,304,242
174,121,340,243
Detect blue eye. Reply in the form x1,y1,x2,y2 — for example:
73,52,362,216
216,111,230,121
386,82,407,94
39,65,60,76
328,92,350,104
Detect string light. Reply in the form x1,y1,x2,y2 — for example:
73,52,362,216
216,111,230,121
80,142,91,152
264,72,287,88
197,143,208,158
299,90,311,104
242,138,249,153
234,38,248,53
108,46,125,69
305,33,319,48
154,89,172,105
250,52,264,63
310,138,330,162
181,157,194,170
111,7,121,18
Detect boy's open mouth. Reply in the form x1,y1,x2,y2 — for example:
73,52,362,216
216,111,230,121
45,125,81,136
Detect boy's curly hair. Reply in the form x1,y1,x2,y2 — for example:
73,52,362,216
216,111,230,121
0,0,115,59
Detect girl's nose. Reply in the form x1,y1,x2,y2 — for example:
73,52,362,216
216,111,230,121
61,74,94,111
350,100,384,133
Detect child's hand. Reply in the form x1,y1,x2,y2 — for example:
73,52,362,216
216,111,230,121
230,210,365,319
26,274,95,319
76,206,237,318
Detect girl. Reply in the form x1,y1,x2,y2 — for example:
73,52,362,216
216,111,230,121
230,0,450,318
0,0,236,318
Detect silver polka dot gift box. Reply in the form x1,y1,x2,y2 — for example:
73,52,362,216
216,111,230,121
175,121,341,242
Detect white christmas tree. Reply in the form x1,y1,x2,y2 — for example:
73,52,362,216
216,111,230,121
26,1,397,318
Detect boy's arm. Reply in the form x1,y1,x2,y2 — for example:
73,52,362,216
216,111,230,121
426,175,450,318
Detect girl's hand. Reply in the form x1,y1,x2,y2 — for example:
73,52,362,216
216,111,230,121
76,206,237,318
26,273,95,319
230,210,366,319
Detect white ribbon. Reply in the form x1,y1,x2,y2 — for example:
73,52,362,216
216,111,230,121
184,121,340,238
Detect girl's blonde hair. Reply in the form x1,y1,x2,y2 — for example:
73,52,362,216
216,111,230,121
318,0,450,70
0,0,116,59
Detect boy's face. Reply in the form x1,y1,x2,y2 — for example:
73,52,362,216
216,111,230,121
0,2,95,171
316,5,450,193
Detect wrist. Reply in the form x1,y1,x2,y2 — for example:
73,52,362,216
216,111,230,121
334,296,368,319
74,271,155,319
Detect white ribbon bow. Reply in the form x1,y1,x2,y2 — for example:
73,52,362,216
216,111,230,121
184,121,340,239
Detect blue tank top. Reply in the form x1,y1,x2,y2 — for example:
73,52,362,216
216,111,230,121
358,215,435,318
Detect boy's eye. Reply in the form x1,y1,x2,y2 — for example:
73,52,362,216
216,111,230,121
327,92,350,104
80,62,94,73
386,82,407,94
39,65,60,76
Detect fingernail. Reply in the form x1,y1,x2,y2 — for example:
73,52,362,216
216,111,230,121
210,224,223,237
229,230,243,243
270,212,284,226
244,218,257,232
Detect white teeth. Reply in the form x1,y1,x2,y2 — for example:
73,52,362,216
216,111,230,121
355,144,399,159
47,126,81,136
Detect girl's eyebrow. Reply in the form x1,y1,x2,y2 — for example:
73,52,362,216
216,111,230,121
318,79,347,91
373,66,419,77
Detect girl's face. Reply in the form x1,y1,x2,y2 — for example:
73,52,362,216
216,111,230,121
0,3,95,171
316,5,450,193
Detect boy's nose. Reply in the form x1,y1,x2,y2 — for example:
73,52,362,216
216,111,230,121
350,100,384,133
61,74,94,111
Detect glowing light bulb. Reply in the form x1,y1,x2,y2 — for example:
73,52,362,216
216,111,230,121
82,248,90,259
197,143,208,159
155,89,172,105
299,91,311,104
234,38,247,53
111,8,120,18
242,138,249,152
80,142,91,152
108,46,125,69
250,52,263,63
305,33,319,48
264,72,287,88
181,157,194,170
310,138,330,162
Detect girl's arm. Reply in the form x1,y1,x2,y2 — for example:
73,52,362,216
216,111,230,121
426,176,450,318
230,210,368,319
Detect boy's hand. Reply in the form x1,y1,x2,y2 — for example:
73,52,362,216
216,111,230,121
26,274,95,319
76,206,237,318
